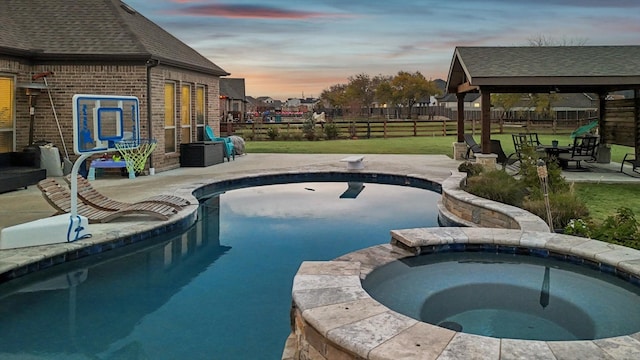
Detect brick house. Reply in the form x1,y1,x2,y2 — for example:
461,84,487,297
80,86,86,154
0,0,228,172
219,78,247,122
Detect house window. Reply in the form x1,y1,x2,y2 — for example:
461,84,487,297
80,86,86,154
0,76,15,152
164,82,176,153
196,85,205,141
181,84,191,144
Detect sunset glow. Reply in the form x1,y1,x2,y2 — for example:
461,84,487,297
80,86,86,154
125,0,640,100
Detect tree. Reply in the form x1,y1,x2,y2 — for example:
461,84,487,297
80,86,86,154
345,74,373,117
387,71,441,119
527,34,588,47
320,83,348,116
492,93,523,121
375,79,395,118
529,93,559,120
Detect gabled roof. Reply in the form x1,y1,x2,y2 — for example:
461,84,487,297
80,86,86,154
220,78,246,100
300,98,319,104
447,46,640,94
0,0,228,76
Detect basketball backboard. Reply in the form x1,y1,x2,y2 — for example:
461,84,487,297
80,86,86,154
72,94,140,155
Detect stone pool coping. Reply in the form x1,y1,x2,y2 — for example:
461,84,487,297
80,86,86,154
290,228,640,360
437,170,550,232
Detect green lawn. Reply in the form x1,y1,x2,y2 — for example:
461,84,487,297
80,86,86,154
245,136,640,224
246,134,633,162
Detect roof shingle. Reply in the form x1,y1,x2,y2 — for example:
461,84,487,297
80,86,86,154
0,0,228,76
447,46,640,93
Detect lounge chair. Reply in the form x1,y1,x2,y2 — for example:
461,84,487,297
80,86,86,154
463,134,481,159
621,153,640,176
489,140,520,171
37,178,177,223
66,175,190,211
206,125,235,162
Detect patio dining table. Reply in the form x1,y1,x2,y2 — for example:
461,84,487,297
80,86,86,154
538,145,572,167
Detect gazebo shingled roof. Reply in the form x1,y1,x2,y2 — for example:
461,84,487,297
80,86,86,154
446,45,640,158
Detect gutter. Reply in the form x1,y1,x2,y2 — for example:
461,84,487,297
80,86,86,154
146,58,160,171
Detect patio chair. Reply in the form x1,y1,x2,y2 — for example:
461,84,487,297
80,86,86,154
482,139,521,174
65,175,190,211
206,125,235,162
521,132,542,148
463,134,481,159
621,153,640,176
37,178,177,223
557,136,598,170
505,134,528,164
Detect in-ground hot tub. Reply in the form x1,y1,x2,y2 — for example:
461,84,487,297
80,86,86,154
363,251,640,341
291,228,640,359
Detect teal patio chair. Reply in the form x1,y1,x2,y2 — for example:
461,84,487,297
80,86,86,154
206,125,235,162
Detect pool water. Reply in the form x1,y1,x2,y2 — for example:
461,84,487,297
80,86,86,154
362,252,640,341
0,182,440,360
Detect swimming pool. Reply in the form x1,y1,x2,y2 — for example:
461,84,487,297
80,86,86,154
0,180,441,359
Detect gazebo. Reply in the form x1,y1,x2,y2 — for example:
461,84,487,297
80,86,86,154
446,46,640,166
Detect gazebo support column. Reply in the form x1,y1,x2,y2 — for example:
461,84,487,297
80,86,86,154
480,91,495,167
452,93,467,160
633,89,640,159
596,92,611,163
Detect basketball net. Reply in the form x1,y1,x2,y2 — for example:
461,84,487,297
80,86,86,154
115,139,157,177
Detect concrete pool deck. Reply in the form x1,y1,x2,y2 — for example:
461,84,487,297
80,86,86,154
1,154,637,231
0,153,639,359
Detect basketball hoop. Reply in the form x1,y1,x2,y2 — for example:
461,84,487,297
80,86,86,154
115,139,157,177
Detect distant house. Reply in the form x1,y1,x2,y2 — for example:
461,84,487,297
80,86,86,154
437,93,482,109
435,92,598,121
245,96,258,115
219,78,246,122
284,97,319,112
510,93,598,121
0,0,228,173
255,97,282,113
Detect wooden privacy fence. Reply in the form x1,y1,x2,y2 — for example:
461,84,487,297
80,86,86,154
603,98,639,148
222,118,590,140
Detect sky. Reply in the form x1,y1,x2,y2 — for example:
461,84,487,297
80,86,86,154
124,0,640,100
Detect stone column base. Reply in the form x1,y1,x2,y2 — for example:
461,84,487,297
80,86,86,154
474,153,498,170
453,142,468,161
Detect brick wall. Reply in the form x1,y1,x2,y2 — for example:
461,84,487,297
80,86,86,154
1,58,221,173
149,65,220,171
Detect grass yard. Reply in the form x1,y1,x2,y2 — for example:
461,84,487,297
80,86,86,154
245,135,640,224
573,183,640,223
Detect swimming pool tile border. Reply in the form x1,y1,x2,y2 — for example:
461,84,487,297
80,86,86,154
0,208,198,283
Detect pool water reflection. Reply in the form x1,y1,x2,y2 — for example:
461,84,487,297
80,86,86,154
0,182,440,360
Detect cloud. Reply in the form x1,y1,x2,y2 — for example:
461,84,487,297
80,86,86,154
169,3,342,20
460,0,640,8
